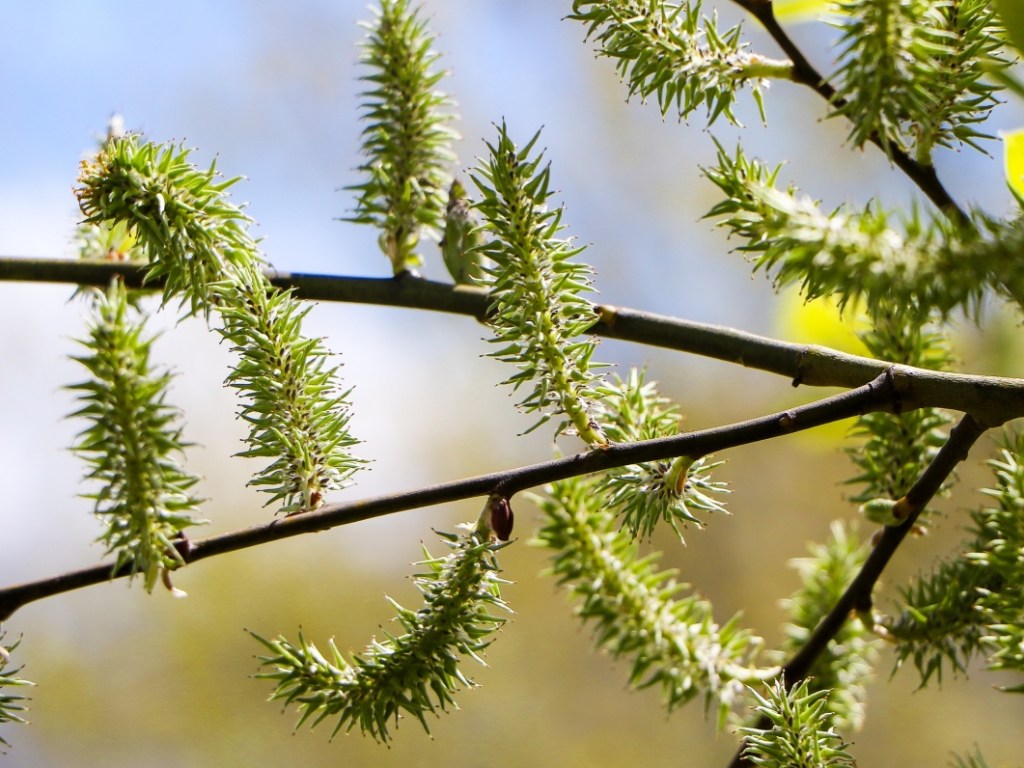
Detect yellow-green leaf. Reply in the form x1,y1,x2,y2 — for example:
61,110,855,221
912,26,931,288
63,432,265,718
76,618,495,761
773,0,837,23
1001,128,1024,201
773,287,867,355
772,288,865,448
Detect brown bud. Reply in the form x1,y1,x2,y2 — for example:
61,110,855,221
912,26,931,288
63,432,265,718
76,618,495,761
489,496,514,541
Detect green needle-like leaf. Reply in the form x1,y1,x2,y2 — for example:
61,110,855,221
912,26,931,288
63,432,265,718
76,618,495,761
346,0,457,275
68,279,206,592
0,634,32,751
598,368,729,540
778,522,880,732
882,428,1024,691
830,0,1007,162
472,122,608,446
704,141,1024,320
535,475,767,725
76,136,365,514
740,677,857,768
846,315,954,526
252,530,510,742
77,137,255,317
569,0,793,125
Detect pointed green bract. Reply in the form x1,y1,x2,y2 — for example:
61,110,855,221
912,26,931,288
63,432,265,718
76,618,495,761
778,523,879,733
472,123,607,445
950,746,995,768
76,136,364,514
881,429,1024,690
597,369,729,540
346,0,457,275
569,0,793,125
0,634,32,751
74,219,143,265
975,437,1024,688
846,317,954,524
830,0,1007,162
68,279,206,592
704,142,1024,320
534,475,766,726
740,677,857,768
252,530,510,742
77,136,255,317
217,265,364,513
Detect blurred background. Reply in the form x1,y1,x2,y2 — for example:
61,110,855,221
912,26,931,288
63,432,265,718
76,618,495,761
1,1,1023,765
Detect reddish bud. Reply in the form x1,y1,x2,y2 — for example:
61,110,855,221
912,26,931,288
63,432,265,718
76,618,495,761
489,496,514,541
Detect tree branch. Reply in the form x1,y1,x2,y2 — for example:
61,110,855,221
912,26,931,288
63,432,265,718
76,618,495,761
727,412,988,768
0,370,900,621
730,0,968,223
4,257,1023,424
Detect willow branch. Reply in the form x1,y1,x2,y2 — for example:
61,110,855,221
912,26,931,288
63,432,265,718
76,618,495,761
730,0,967,223
727,412,988,768
4,257,1024,423
0,257,488,317
0,371,901,621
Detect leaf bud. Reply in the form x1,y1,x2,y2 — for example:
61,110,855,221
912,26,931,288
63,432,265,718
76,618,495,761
859,497,900,526
481,494,514,541
440,179,483,284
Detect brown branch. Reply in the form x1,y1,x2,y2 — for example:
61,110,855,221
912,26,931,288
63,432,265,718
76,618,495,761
0,257,488,318
730,0,968,224
4,257,1023,424
727,412,988,768
0,371,900,622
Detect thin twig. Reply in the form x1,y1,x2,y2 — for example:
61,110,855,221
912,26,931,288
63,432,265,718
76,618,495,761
0,371,899,621
726,412,987,768
730,0,968,223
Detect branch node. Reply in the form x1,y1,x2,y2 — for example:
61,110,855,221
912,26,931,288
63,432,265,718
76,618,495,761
791,346,809,388
596,304,617,330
